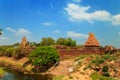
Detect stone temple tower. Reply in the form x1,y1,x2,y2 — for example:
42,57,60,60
85,32,100,47
20,36,28,48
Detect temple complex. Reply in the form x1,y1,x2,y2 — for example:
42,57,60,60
85,32,100,47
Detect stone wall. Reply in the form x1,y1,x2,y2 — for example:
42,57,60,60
54,45,104,59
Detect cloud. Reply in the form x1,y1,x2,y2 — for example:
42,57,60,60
53,30,60,33
0,35,9,45
0,35,8,40
42,22,56,26
72,0,81,3
6,27,31,36
6,27,16,33
64,3,120,26
16,28,31,36
111,14,120,26
67,31,88,38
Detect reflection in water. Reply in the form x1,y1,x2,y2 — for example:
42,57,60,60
0,68,53,80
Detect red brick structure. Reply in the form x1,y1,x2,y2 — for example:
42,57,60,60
54,32,103,59
85,32,100,47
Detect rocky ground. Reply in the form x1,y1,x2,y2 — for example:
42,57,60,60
49,52,120,80
0,52,120,80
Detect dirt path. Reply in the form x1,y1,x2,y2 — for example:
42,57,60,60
47,59,74,76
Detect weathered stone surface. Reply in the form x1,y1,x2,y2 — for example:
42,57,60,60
85,32,100,47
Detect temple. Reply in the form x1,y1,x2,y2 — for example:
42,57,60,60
20,36,29,48
85,32,100,47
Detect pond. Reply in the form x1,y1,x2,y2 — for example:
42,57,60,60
0,67,53,80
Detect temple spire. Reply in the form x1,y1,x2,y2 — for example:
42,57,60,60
85,32,100,47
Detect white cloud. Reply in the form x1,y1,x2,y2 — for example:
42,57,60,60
72,0,81,3
0,35,8,40
111,14,120,26
64,3,120,26
6,27,31,36
67,31,88,38
53,30,60,33
42,22,56,26
6,27,16,33
16,28,31,36
0,35,9,45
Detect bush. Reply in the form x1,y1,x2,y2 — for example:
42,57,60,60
102,72,110,77
91,72,115,80
4,47,15,57
29,46,59,72
102,66,109,72
12,47,22,59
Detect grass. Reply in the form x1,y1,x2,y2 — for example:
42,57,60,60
0,68,5,76
52,76,64,80
91,72,116,80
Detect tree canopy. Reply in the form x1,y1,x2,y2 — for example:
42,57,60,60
29,46,59,72
40,37,55,46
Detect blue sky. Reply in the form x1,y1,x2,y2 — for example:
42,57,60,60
0,0,120,48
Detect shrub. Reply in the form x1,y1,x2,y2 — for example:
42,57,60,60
4,47,15,57
91,72,115,80
102,66,109,72
12,47,22,59
102,72,110,77
29,46,59,72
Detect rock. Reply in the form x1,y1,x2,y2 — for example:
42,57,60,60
85,32,100,47
68,67,74,73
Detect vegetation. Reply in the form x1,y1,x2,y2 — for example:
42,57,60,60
4,47,15,57
0,68,5,77
56,37,76,46
52,76,64,80
91,72,115,80
29,46,59,72
40,37,55,46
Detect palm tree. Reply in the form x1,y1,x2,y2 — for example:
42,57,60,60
0,29,2,35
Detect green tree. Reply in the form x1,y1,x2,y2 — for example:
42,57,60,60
56,38,67,45
40,37,55,46
66,38,76,46
4,47,15,57
29,46,59,72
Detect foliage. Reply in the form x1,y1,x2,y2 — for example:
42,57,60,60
40,37,55,46
29,46,59,72
0,68,5,76
56,38,67,45
52,76,64,80
66,38,76,46
91,72,115,80
102,72,110,77
56,37,76,46
12,47,22,59
102,66,109,72
4,47,15,57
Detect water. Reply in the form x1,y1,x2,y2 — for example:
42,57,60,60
0,68,53,80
